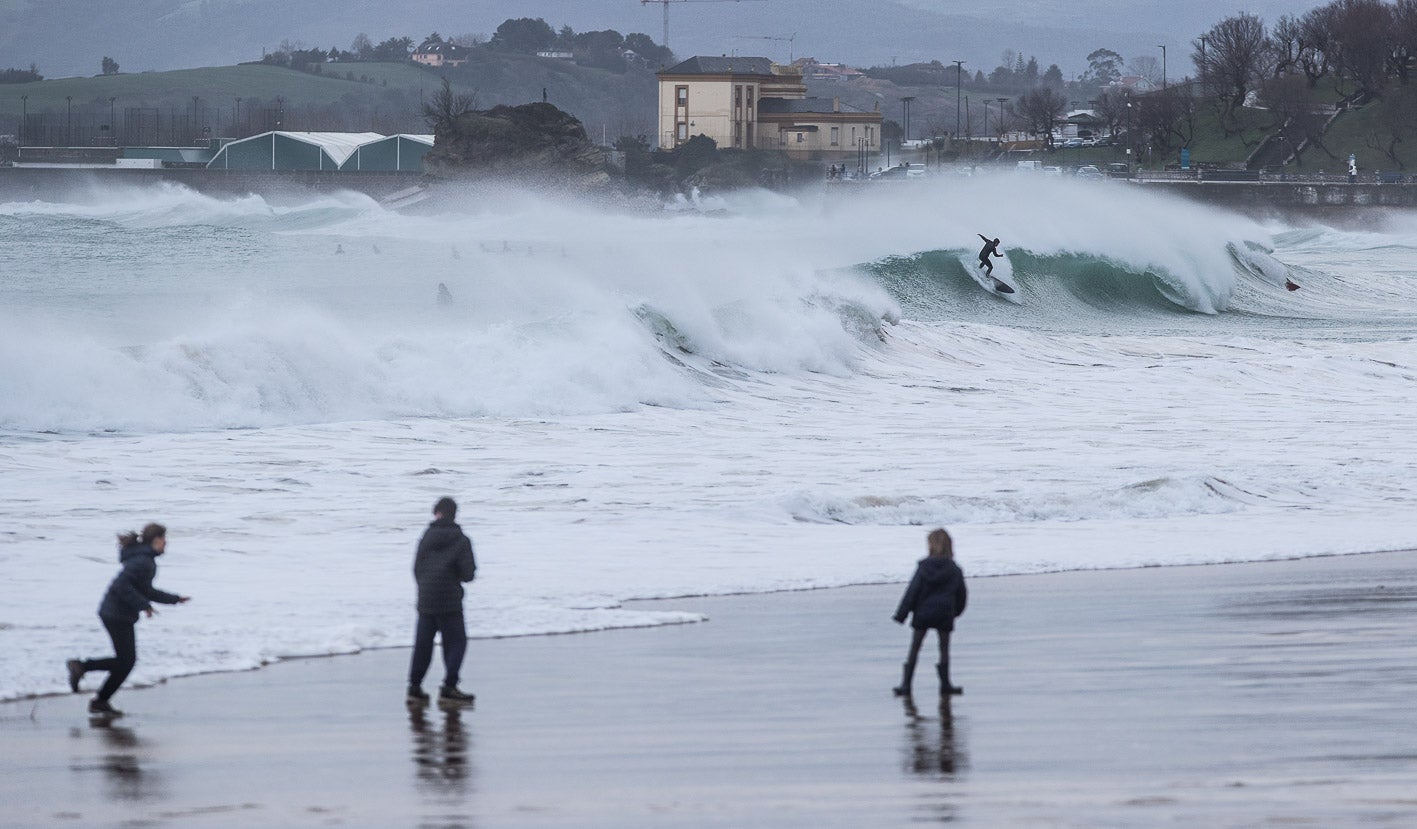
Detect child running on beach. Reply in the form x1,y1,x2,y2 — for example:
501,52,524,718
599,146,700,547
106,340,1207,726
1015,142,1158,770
892,528,968,698
67,523,190,717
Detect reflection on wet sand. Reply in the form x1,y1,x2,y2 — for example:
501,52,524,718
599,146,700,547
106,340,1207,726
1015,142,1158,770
903,698,966,823
902,698,966,777
409,705,472,793
69,721,163,803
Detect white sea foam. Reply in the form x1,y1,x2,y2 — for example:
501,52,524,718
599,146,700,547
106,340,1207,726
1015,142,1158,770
2,179,1416,701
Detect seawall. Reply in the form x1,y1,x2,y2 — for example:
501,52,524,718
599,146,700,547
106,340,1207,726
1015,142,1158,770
1133,179,1417,214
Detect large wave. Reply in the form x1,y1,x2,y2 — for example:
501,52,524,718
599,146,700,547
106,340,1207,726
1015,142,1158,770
0,184,898,433
5,176,1414,433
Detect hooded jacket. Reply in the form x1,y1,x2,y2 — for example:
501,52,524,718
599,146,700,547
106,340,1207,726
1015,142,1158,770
97,543,183,624
413,518,477,615
894,556,968,631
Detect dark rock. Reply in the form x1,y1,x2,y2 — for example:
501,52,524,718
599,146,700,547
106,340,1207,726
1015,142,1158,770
424,102,610,189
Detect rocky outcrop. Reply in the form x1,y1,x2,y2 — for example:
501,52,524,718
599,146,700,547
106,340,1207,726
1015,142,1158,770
424,102,610,188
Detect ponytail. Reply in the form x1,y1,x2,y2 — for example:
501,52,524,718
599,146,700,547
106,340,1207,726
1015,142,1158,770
117,523,166,548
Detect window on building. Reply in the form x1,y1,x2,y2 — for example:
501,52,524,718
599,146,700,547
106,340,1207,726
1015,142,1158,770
830,127,839,146
735,85,742,110
677,122,687,140
676,86,688,105
747,87,754,113
796,132,805,143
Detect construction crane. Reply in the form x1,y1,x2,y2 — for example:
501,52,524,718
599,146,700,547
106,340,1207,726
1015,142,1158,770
733,32,796,62
641,0,766,53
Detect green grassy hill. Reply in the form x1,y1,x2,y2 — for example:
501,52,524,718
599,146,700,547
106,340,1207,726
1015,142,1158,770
1,56,656,144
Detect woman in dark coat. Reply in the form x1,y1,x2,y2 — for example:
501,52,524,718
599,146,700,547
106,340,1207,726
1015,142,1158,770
892,528,968,698
67,523,189,717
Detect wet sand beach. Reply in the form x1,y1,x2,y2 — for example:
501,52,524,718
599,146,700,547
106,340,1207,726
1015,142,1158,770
3,551,1415,828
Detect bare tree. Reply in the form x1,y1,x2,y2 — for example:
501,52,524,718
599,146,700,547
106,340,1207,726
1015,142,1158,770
1364,81,1416,165
1296,5,1339,87
1193,13,1273,128
1093,88,1129,137
1392,0,1417,84
1329,0,1395,99
1128,55,1162,86
422,77,477,134
1016,86,1068,148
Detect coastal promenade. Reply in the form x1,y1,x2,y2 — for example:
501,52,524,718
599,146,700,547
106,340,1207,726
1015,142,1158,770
4,162,1417,213
2,551,1414,827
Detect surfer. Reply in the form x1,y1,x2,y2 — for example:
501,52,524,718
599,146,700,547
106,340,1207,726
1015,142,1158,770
976,234,1002,276
437,282,454,306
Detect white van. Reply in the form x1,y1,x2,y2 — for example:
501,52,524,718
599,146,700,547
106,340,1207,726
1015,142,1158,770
1016,160,1042,171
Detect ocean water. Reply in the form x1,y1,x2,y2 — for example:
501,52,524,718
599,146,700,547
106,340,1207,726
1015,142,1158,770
3,175,1416,701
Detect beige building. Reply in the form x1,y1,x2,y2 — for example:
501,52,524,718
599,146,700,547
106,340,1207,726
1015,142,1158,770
656,56,880,158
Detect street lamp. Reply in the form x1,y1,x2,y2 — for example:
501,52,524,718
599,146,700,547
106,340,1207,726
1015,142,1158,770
952,60,965,140
900,96,915,143
964,95,971,156
19,95,26,145
235,97,242,135
1157,44,1167,90
109,97,116,146
65,96,72,146
997,97,1008,141
983,99,991,144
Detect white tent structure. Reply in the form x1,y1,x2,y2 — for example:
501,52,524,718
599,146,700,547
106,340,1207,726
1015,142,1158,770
340,134,436,172
208,132,384,171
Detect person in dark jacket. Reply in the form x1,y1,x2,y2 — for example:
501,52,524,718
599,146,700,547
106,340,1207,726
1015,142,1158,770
407,497,478,708
976,234,1003,276
892,528,968,698
67,523,189,717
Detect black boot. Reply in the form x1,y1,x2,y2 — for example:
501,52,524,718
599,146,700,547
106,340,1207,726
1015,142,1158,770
893,659,916,697
937,664,963,696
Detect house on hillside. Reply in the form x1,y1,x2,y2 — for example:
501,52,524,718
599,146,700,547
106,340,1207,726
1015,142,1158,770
794,59,864,82
413,41,469,68
1110,76,1158,94
655,56,881,158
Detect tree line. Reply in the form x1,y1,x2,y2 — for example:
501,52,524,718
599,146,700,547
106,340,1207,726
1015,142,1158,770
256,18,674,77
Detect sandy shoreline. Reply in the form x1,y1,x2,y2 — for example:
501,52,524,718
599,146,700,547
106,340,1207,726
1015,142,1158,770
4,551,1416,827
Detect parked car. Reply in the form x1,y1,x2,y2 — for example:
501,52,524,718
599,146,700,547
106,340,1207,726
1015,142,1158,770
1016,159,1043,171
1042,165,1064,176
1075,165,1105,180
1105,162,1131,178
1060,138,1084,149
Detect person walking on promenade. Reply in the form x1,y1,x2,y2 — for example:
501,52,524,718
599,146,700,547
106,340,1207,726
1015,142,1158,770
892,528,968,698
407,497,478,708
67,523,190,717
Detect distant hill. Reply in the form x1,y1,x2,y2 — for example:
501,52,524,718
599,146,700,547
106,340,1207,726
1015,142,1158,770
2,0,1324,81
0,57,657,147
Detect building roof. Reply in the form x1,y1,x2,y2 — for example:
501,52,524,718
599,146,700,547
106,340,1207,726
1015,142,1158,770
757,97,870,115
415,41,467,56
364,134,435,147
215,131,384,166
661,56,774,76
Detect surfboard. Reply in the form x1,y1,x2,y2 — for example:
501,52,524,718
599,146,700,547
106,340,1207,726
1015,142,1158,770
960,251,1020,301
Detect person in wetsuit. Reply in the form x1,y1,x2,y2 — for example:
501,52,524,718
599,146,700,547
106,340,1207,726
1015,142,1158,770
977,235,1002,276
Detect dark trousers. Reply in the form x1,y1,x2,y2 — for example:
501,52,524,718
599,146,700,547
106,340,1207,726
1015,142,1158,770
84,617,137,702
408,612,467,690
978,257,994,276
905,627,952,681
